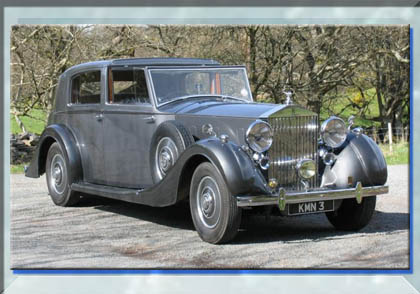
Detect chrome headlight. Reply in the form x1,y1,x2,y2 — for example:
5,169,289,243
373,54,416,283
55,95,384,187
246,120,273,153
297,159,316,179
321,116,347,148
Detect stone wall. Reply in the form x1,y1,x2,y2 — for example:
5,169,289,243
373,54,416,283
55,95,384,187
10,133,39,165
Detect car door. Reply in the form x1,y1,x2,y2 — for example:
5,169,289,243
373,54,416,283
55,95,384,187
102,66,157,189
66,68,106,184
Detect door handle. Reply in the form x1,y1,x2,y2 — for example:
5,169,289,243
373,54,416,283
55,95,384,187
95,113,104,121
143,116,155,123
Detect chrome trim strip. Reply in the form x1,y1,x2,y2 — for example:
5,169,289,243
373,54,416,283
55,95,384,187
236,183,389,211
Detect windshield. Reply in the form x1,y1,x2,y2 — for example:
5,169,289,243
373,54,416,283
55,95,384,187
148,67,253,106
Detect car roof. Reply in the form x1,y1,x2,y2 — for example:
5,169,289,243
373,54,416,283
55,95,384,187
112,58,220,66
64,58,221,75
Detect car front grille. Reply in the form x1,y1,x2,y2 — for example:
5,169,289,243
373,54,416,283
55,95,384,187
268,113,319,191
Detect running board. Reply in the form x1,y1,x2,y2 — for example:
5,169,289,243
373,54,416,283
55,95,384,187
71,182,144,204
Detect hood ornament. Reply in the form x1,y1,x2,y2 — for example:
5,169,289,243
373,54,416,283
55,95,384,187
283,88,294,105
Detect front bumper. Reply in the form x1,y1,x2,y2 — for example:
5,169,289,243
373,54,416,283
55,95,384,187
236,182,389,211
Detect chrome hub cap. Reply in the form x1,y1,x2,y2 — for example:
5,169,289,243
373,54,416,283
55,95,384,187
159,150,172,172
155,137,179,179
53,166,62,185
196,176,221,228
49,154,66,194
201,191,215,217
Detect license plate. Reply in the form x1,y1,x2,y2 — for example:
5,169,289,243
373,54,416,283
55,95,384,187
288,200,334,216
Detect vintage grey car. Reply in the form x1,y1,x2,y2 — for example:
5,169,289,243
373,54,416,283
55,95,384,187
26,58,388,244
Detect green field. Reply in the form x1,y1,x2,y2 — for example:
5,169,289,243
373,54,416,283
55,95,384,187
10,164,25,174
10,108,47,135
380,142,409,165
10,109,47,174
320,88,382,128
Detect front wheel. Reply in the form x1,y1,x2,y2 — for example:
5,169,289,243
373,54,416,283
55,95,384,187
326,196,376,231
189,162,242,244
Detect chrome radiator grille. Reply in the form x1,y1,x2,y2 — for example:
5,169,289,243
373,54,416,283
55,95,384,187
268,114,319,191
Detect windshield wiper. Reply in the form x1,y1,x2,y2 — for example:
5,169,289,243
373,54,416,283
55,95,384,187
158,94,250,106
215,95,250,103
159,95,211,106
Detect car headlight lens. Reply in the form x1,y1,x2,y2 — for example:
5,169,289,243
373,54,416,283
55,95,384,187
246,120,273,153
297,159,316,179
321,116,347,148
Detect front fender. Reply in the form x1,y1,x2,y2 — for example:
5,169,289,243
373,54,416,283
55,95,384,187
138,137,269,207
25,124,83,181
321,133,388,188
181,138,268,195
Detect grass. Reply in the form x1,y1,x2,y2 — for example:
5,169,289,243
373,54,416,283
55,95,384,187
10,109,47,174
380,141,409,165
10,108,47,135
320,88,382,128
10,164,26,174
320,88,409,165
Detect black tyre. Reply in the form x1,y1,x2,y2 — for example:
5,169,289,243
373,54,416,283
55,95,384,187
326,196,376,231
45,142,80,206
150,121,194,183
189,162,242,244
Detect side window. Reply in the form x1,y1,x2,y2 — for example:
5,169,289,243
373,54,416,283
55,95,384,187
71,71,101,104
109,68,150,104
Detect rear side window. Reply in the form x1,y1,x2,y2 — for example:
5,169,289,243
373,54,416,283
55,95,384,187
71,71,101,104
109,68,150,104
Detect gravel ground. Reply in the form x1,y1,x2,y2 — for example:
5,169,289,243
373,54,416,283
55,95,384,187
10,165,409,269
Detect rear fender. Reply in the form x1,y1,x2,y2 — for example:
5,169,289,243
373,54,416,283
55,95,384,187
25,124,83,182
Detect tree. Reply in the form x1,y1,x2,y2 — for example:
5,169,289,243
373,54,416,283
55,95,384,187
10,24,410,133
356,26,410,129
11,25,88,131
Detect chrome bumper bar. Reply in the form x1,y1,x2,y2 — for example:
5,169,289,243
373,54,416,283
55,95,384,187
236,182,389,211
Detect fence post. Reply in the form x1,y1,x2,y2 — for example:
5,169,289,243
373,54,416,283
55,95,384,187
388,122,393,152
401,127,404,143
372,126,378,143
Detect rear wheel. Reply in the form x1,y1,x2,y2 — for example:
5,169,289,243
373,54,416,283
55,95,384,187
189,162,241,244
326,196,376,231
46,142,80,206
